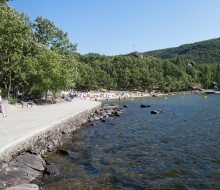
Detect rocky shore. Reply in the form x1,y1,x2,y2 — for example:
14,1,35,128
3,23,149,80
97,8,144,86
0,104,123,190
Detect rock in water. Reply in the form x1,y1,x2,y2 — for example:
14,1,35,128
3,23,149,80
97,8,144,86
45,164,61,177
58,149,70,156
140,104,151,108
151,109,164,114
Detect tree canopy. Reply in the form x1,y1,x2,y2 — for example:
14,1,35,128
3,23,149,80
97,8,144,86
0,4,78,98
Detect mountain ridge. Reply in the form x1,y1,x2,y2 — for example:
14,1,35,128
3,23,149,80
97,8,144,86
142,37,220,64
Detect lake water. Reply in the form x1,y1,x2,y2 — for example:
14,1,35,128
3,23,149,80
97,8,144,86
40,94,220,190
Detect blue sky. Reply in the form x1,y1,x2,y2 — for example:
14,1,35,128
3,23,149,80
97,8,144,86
9,0,220,56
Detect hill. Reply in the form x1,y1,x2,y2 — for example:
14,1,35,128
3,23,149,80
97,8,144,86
143,37,220,64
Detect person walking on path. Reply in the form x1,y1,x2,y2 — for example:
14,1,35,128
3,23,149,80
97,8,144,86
0,92,7,117
0,102,7,117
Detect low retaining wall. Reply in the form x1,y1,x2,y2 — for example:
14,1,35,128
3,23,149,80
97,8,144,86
0,104,101,169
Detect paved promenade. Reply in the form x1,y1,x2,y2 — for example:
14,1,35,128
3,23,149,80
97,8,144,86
0,100,101,155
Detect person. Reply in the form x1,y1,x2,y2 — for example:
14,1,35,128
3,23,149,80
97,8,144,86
0,94,7,117
119,96,121,101
0,103,7,117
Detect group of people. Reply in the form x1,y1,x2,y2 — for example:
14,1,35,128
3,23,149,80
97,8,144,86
61,90,154,102
0,90,7,117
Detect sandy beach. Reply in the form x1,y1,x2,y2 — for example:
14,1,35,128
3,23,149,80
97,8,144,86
64,90,167,102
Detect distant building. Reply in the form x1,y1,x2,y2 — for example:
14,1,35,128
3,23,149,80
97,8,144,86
127,51,144,59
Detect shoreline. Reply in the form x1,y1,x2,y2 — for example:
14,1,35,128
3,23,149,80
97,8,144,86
80,90,220,102
3,89,218,112
0,101,125,190
64,90,181,102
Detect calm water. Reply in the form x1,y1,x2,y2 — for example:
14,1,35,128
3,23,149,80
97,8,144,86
41,94,220,190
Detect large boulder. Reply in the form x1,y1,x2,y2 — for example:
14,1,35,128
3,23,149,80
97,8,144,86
15,153,45,172
0,153,45,187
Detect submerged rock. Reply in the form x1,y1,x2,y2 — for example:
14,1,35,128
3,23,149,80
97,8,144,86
45,164,61,177
58,149,70,156
151,109,164,114
140,104,151,108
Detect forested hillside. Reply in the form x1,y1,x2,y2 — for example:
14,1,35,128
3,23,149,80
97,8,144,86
75,53,220,92
143,38,220,64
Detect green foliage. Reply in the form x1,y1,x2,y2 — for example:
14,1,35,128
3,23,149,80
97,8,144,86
75,52,219,91
33,16,77,54
0,4,33,97
0,0,12,5
0,4,79,98
9,98,18,105
143,38,220,64
215,64,220,90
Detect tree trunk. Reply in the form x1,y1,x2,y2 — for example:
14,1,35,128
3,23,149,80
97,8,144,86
45,90,48,103
6,76,12,98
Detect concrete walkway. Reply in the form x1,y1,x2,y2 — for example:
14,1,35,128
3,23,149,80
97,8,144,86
0,100,101,156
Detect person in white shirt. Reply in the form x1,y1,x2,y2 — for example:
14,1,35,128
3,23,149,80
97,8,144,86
0,91,7,117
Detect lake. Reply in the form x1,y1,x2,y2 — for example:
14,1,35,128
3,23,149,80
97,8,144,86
40,94,220,190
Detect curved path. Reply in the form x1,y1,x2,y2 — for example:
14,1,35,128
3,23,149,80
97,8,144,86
0,100,101,158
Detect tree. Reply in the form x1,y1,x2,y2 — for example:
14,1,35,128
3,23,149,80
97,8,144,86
23,47,69,99
0,4,33,97
75,63,97,90
214,64,220,90
32,16,79,93
199,65,212,89
33,17,77,54
0,0,12,5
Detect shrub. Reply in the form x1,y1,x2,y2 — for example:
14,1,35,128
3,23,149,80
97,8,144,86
163,87,171,93
9,98,18,105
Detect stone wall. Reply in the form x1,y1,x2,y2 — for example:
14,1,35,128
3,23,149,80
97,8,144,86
0,104,101,170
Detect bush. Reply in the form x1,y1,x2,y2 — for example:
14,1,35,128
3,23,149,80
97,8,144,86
30,86,45,99
163,87,171,93
9,98,18,105
0,88,7,97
